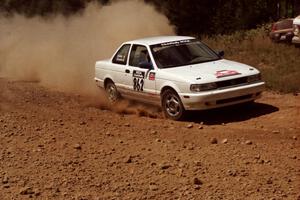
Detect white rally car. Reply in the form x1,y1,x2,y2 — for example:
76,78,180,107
95,36,265,120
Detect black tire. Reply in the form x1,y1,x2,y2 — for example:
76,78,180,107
294,44,300,48
242,100,255,107
105,81,120,103
161,89,186,120
286,35,293,43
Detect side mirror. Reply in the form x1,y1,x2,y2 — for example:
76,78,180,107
217,50,225,57
138,61,153,69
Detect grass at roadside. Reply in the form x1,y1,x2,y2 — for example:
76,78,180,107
203,26,300,93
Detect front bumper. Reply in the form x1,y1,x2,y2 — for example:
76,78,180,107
179,82,265,110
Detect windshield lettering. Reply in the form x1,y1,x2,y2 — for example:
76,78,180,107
150,39,220,69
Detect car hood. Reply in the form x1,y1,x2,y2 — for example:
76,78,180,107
158,59,259,83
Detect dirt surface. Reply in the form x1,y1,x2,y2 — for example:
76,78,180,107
0,78,299,200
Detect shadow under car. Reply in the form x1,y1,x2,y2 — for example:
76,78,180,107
184,102,279,125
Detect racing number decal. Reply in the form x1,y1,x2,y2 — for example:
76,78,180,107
133,78,144,91
133,70,145,92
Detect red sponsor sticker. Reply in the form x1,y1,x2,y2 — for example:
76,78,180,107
149,72,156,80
215,70,240,78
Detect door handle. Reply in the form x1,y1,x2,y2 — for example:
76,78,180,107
125,69,130,73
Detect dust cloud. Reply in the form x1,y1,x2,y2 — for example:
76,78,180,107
0,0,174,98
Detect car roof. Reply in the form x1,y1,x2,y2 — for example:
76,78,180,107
126,36,195,46
278,18,294,21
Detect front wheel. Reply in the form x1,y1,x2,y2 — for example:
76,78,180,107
161,89,186,120
105,81,120,103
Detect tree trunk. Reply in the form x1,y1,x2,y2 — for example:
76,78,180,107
295,0,300,16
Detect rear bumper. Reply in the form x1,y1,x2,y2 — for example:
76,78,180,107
179,82,265,110
95,77,104,88
270,32,294,41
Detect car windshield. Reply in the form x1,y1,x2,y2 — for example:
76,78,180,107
150,39,221,68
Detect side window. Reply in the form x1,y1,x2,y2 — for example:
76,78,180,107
112,44,131,65
129,45,151,67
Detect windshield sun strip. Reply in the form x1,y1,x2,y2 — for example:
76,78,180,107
150,40,221,69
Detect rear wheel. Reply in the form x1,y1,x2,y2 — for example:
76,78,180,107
161,89,185,120
105,81,120,103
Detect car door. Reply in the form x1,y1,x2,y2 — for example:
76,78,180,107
123,44,157,101
110,44,131,91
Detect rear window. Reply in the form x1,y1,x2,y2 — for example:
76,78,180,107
276,19,293,29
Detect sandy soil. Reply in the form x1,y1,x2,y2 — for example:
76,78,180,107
0,78,299,200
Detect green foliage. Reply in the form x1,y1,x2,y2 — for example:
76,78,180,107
146,0,299,35
1,0,299,34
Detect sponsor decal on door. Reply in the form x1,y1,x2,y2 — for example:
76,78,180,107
149,72,156,81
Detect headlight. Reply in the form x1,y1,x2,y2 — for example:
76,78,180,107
190,83,217,92
247,74,261,83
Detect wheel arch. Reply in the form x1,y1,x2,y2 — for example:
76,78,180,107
160,84,186,120
160,82,181,97
160,84,182,106
160,86,178,97
104,76,114,89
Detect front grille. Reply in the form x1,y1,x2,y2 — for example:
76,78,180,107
216,77,248,89
216,94,253,104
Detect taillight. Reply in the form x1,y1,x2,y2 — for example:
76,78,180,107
272,24,277,31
